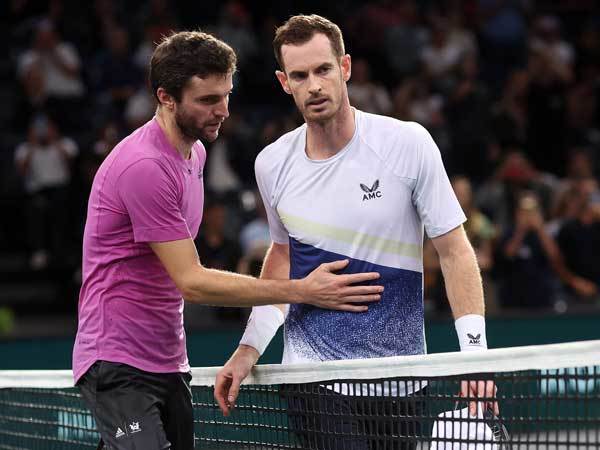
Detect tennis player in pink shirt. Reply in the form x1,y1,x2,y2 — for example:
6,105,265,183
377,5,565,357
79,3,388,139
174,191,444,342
72,31,383,450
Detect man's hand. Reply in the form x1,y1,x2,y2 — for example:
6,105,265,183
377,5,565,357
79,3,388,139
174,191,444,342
460,378,499,417
299,259,383,312
214,345,260,416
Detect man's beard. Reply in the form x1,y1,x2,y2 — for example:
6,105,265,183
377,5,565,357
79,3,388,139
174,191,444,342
174,107,215,142
301,97,339,124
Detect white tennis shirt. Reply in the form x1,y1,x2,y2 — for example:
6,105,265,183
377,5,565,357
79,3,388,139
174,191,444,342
255,109,466,365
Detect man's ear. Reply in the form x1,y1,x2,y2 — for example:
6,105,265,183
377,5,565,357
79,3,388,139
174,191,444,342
341,54,351,83
156,87,176,110
275,70,292,95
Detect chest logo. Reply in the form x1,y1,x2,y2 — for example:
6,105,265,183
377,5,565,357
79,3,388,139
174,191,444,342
360,179,382,201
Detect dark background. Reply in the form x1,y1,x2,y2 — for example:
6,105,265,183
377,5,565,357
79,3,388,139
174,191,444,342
1,0,600,359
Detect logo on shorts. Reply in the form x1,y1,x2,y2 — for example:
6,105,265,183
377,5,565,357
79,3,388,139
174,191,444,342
129,422,141,433
468,333,481,345
115,427,125,438
361,180,382,201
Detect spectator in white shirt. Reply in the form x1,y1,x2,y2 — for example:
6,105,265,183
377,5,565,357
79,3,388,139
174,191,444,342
14,115,78,269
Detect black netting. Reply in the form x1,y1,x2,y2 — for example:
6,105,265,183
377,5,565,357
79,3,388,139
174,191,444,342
2,365,599,449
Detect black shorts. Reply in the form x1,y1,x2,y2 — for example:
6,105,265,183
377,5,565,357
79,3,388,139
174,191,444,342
281,384,428,450
77,361,194,450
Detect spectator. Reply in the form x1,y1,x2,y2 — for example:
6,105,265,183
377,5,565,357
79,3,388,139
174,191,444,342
383,0,426,78
420,13,476,83
92,121,121,159
491,69,529,150
347,58,392,115
576,20,600,77
124,88,156,132
565,80,598,146
445,54,492,180
205,113,256,194
90,26,141,121
346,0,410,56
526,16,575,175
14,115,78,269
496,191,561,309
557,189,600,301
195,198,242,274
136,0,179,36
547,178,597,237
133,23,163,72
476,151,558,232
391,77,451,158
210,0,257,69
195,198,243,321
477,0,529,88
391,77,446,128
529,15,574,82
239,190,270,257
17,19,86,131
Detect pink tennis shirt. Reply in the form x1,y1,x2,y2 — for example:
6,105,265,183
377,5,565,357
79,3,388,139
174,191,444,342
73,118,205,383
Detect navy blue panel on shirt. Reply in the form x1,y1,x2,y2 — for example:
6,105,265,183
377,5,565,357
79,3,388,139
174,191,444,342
287,238,424,361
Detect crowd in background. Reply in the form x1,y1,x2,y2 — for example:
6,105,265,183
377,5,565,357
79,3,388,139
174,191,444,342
2,0,600,331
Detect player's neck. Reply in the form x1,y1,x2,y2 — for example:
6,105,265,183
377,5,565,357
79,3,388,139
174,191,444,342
155,108,194,160
305,103,355,160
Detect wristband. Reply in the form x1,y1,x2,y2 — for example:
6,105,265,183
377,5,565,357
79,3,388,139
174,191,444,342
239,305,285,355
455,314,487,351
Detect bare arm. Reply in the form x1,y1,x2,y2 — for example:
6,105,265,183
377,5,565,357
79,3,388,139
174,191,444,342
49,47,80,78
431,225,484,318
150,238,382,309
535,224,598,298
215,242,292,415
259,242,291,314
503,226,528,259
431,225,498,415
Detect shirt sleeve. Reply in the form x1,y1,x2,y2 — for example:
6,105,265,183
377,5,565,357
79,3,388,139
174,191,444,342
411,124,466,238
117,158,191,243
255,152,289,245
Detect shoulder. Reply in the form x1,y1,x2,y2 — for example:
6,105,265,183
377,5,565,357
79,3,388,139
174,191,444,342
106,128,173,185
356,111,434,175
112,121,165,164
255,124,305,176
14,142,30,161
357,111,431,155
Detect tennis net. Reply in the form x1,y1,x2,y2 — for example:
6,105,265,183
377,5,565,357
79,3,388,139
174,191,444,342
0,340,599,449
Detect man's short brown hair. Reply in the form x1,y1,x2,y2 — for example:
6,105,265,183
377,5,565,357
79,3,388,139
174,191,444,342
273,15,345,71
150,31,237,103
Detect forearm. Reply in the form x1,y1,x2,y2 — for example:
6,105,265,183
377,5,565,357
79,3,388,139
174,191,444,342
538,230,585,287
181,265,302,307
50,51,79,78
259,243,290,314
237,243,291,355
439,241,484,318
503,228,527,258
